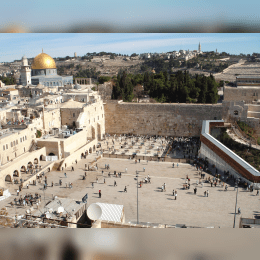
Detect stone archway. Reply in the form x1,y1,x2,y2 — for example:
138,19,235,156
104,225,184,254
27,162,33,169
5,175,12,182
20,166,26,174
40,155,44,161
34,158,39,164
13,170,19,177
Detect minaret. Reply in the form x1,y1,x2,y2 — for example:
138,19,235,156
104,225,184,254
20,55,31,86
198,42,201,53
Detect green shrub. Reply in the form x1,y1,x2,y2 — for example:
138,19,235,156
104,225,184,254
36,130,42,138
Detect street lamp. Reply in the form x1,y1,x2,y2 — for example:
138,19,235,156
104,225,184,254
233,180,239,228
136,170,139,224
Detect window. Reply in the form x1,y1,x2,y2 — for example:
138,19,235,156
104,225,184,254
7,156,9,161
234,110,239,115
25,136,27,140
16,140,18,145
3,145,5,151
23,137,25,141
73,113,75,117
20,138,22,142
6,144,8,149
24,147,25,152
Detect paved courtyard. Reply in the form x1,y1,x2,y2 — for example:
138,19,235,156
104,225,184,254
1,151,260,228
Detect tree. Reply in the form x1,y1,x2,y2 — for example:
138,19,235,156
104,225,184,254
98,76,111,84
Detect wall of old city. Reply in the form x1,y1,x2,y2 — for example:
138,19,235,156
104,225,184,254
104,101,223,137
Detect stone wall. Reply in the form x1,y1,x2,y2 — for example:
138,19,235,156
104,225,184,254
224,86,260,103
104,101,223,137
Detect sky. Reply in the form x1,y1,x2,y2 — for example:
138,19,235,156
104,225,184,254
0,0,260,32
0,33,260,62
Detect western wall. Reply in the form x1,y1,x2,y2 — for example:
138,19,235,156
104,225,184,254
104,101,224,136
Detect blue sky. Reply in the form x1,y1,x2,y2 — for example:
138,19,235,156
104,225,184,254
0,34,259,62
0,0,260,32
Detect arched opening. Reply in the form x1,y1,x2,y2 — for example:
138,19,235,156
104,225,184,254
20,165,26,173
234,110,238,115
93,145,96,152
13,170,19,177
48,153,55,156
27,162,33,170
5,175,12,182
34,158,38,164
81,153,84,159
89,147,92,154
40,155,44,161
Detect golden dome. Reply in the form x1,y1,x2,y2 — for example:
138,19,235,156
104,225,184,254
31,53,56,70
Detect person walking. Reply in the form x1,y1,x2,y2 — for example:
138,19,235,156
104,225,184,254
51,181,54,187
204,191,207,197
173,189,175,196
177,163,179,168
92,182,94,189
99,190,101,198
173,163,175,168
104,178,106,184
175,191,177,200
194,187,197,195
114,181,117,186
238,207,241,214
206,190,209,197
125,168,127,173
71,166,74,171
124,186,127,192
256,190,259,196
64,172,67,178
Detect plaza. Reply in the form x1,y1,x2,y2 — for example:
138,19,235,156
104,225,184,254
1,145,259,227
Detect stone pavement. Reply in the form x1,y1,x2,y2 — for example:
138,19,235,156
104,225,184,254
1,154,259,228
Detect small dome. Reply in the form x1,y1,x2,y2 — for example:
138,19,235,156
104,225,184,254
31,53,56,70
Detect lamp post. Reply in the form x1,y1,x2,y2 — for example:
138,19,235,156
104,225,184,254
233,181,239,228
136,170,139,224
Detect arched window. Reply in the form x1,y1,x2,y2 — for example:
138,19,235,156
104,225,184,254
234,110,238,115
